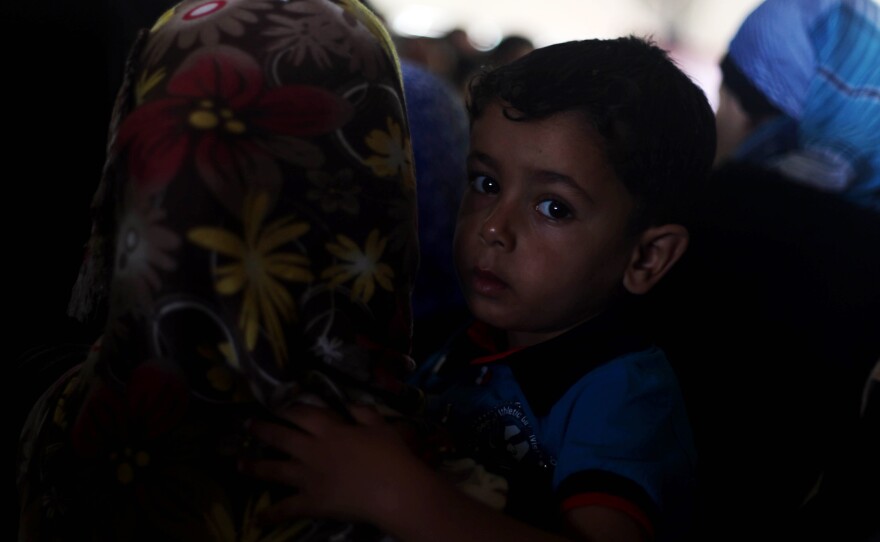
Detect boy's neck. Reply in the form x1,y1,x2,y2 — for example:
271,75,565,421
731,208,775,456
507,318,594,349
504,298,638,349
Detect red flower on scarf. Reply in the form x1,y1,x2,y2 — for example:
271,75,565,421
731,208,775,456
70,362,189,488
65,361,239,529
117,45,353,208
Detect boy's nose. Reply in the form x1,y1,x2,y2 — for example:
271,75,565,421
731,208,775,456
478,203,515,250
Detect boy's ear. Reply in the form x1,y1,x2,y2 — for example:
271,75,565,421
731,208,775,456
622,224,689,295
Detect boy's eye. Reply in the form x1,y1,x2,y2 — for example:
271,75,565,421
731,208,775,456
471,174,500,195
536,199,572,219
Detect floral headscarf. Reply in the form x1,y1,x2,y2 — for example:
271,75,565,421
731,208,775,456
19,0,419,539
724,0,880,211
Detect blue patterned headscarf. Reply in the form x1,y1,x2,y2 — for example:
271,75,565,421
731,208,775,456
726,0,880,211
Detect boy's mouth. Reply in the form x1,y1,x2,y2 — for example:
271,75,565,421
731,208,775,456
471,268,509,295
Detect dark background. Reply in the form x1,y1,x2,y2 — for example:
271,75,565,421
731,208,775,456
7,2,176,536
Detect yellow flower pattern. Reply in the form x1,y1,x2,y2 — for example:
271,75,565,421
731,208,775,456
150,6,176,33
197,342,253,403
188,192,313,367
51,374,82,430
322,229,394,304
205,492,313,542
135,67,166,106
364,116,415,189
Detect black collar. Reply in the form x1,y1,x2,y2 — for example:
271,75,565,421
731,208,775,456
444,302,652,416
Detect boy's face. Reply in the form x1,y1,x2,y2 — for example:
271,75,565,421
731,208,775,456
454,100,638,347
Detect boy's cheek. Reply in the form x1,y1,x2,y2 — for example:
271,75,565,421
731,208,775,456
453,205,477,240
451,231,472,286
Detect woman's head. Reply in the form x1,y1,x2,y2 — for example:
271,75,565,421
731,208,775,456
715,0,880,209
71,0,420,411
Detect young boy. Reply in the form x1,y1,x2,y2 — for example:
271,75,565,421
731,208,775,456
242,36,716,542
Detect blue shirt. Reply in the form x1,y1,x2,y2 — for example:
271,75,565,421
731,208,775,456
410,308,696,540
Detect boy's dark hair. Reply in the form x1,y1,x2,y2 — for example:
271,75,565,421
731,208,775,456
467,36,716,231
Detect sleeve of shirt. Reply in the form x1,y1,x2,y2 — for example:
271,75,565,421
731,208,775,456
550,348,696,538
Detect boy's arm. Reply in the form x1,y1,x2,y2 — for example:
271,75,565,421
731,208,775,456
241,405,649,542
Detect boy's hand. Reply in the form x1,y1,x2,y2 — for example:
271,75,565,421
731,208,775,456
240,404,428,525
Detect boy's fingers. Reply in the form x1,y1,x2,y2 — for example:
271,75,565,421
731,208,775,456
276,404,343,436
239,458,305,488
262,403,387,444
348,404,384,426
248,419,310,456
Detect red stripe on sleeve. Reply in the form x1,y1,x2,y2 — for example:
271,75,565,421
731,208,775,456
561,492,654,539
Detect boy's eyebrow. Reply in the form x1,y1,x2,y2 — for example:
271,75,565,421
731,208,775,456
468,151,595,202
467,150,497,169
532,170,594,203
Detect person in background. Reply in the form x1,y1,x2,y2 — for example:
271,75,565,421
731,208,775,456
714,0,880,212
17,0,422,539
644,1,880,539
442,28,485,96
487,34,535,68
240,35,717,542
401,59,471,362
